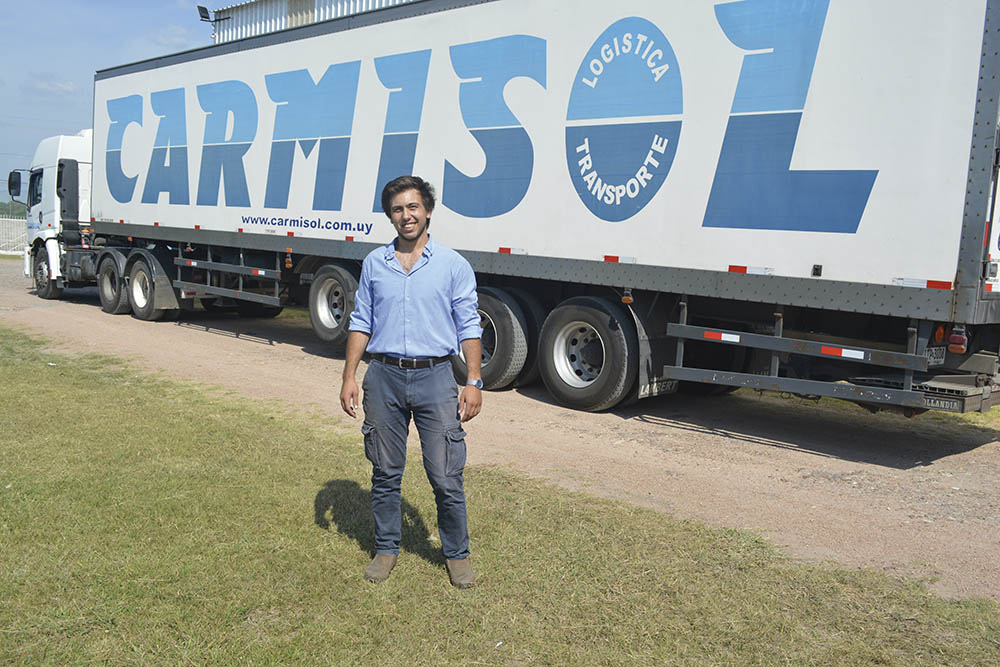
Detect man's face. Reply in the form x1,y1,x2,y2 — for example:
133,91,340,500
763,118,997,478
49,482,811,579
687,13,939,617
388,188,430,242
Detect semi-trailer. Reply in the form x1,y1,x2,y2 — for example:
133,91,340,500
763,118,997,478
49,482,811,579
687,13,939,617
9,0,1000,414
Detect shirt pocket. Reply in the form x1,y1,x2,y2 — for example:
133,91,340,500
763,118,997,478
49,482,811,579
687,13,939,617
445,426,467,477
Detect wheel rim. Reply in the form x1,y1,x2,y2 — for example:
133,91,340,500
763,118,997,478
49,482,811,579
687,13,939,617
457,308,497,367
551,320,605,388
315,278,346,330
131,268,150,309
100,265,117,302
479,309,496,366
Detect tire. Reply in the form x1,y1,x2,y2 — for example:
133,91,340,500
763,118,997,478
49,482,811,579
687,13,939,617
32,246,62,300
309,264,357,347
97,257,130,314
504,287,546,387
128,259,165,321
451,288,528,390
236,301,283,318
538,296,638,412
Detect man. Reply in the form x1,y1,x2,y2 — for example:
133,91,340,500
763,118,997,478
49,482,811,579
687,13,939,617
340,175,483,589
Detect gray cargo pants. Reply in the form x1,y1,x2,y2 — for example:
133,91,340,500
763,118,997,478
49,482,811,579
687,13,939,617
361,359,470,560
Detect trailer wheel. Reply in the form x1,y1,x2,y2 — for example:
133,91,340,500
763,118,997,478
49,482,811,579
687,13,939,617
451,288,528,390
32,246,62,300
505,287,547,387
128,259,165,321
97,258,130,314
309,264,357,347
538,296,638,411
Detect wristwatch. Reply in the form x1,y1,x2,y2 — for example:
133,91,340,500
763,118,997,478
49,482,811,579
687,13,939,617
466,378,484,389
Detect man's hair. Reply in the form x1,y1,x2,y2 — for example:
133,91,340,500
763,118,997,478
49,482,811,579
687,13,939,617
381,175,436,218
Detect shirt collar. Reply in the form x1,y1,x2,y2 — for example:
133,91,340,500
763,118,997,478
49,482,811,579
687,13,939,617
383,234,436,261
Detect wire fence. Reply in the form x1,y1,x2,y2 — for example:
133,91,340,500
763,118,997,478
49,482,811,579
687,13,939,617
0,217,27,255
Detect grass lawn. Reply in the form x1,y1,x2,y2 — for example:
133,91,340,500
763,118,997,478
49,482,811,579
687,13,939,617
1,326,998,664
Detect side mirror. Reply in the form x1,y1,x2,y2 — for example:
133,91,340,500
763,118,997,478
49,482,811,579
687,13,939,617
8,170,21,198
8,170,28,205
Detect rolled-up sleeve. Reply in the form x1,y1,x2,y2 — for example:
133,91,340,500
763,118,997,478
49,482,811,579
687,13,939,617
451,258,481,342
348,256,374,334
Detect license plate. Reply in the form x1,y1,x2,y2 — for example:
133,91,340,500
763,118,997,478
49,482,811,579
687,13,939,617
926,346,946,367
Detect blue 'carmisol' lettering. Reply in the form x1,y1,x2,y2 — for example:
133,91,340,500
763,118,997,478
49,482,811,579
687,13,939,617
106,95,143,203
703,0,877,233
142,88,189,205
372,49,431,212
196,80,257,207
263,62,361,211
443,35,546,218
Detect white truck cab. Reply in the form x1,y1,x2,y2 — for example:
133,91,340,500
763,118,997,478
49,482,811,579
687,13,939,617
8,130,92,291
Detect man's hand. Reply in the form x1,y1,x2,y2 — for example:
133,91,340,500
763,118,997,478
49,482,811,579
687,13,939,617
340,331,370,419
458,384,482,422
340,376,360,418
458,337,483,422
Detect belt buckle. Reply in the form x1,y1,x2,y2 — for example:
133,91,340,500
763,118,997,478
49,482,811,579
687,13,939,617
398,357,413,369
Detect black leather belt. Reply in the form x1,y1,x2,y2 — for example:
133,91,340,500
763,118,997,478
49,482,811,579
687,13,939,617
370,353,452,369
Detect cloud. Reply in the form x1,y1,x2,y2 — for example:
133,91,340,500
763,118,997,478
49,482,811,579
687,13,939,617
20,75,80,99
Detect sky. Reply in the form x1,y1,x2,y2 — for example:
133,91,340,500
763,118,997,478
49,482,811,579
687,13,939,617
0,0,218,201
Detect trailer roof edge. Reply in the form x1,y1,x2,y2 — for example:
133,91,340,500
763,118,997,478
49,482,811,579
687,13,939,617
94,0,497,81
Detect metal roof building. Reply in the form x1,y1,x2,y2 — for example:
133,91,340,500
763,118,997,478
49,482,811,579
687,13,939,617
211,0,420,43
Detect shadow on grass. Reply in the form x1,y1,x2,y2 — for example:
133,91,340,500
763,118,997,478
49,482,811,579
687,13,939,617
313,480,444,565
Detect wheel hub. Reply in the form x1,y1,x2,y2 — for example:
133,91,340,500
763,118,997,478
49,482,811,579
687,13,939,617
132,270,150,309
100,266,117,300
317,280,345,328
552,321,604,388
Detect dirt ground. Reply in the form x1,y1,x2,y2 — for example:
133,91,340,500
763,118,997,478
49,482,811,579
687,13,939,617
2,257,998,602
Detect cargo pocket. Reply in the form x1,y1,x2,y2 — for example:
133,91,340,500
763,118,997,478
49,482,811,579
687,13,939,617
445,427,467,477
361,422,381,470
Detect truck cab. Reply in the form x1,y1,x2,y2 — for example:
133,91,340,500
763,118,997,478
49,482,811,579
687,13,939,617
8,130,92,294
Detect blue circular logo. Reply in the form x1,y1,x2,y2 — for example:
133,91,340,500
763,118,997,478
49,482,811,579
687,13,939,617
566,17,683,222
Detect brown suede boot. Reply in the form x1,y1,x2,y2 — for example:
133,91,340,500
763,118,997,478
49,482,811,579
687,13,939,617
445,558,476,589
364,554,397,583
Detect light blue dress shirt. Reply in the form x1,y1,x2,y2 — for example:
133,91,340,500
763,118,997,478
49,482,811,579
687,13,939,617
348,235,482,357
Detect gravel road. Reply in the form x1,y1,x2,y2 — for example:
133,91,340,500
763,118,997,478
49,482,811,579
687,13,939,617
2,258,998,601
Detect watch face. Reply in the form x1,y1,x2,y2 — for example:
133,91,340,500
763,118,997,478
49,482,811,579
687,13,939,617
468,379,483,389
